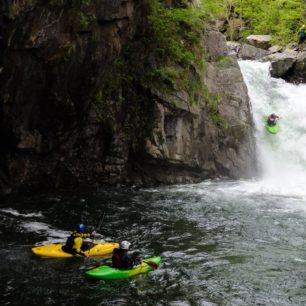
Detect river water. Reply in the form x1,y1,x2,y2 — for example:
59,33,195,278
1,61,306,306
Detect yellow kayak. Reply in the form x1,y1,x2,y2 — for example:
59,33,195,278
32,242,119,258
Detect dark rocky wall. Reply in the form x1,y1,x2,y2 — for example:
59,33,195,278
0,0,257,195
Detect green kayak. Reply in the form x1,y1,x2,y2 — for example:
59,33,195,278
85,256,161,280
265,121,279,134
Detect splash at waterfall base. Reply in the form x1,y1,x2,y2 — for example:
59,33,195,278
240,60,306,194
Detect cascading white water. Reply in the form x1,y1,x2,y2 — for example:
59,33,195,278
239,60,306,197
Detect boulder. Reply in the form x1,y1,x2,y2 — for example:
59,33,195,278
265,52,297,78
240,43,270,60
268,45,283,53
285,52,306,83
246,35,272,49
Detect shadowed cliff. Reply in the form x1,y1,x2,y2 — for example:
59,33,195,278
0,0,256,195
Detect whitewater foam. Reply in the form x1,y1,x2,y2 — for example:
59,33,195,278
20,221,69,243
0,208,43,218
239,60,306,198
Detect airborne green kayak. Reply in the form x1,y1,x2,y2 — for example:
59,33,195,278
265,121,279,134
85,256,161,279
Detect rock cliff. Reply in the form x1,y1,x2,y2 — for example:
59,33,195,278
0,0,256,194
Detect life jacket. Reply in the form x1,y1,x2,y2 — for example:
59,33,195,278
298,27,306,37
62,235,74,253
112,248,132,269
62,232,84,254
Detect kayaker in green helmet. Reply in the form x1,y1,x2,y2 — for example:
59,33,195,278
62,223,96,257
112,241,142,269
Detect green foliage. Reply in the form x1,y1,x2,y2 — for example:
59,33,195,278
81,0,92,5
205,92,228,129
93,0,232,135
201,0,305,44
147,0,206,100
148,1,203,64
9,0,38,17
240,0,304,44
216,56,231,67
147,67,179,88
93,0,233,137
79,12,96,30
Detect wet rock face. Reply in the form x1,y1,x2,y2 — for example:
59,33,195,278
267,52,297,78
0,1,257,194
261,49,306,83
139,29,257,183
284,52,306,83
0,0,137,194
202,30,256,179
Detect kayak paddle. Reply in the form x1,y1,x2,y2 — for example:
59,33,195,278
95,213,105,233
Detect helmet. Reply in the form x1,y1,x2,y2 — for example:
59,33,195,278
271,113,279,119
120,241,131,250
76,223,85,233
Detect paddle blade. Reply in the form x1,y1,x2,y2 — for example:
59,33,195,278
144,261,158,270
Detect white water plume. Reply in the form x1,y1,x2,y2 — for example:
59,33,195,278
239,60,306,197
20,221,69,244
0,208,43,218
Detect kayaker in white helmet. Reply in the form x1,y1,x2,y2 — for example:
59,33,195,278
112,241,141,269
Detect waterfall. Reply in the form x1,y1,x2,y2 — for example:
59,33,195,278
239,60,306,197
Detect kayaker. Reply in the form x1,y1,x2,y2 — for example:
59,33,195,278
297,24,306,51
234,45,241,58
112,241,142,269
62,224,96,257
267,113,280,126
